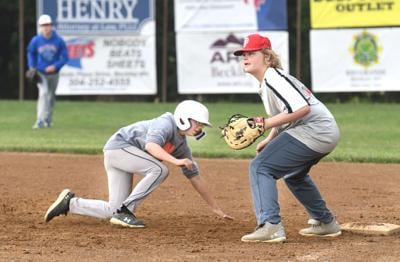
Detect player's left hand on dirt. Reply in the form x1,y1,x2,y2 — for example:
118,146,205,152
222,214,234,220
213,208,234,220
25,69,41,84
221,114,266,150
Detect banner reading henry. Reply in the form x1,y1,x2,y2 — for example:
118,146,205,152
310,28,400,92
38,0,156,95
311,0,400,28
176,32,289,94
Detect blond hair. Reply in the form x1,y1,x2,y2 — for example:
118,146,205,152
261,49,282,69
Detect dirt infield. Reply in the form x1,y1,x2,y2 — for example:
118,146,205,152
1,152,399,261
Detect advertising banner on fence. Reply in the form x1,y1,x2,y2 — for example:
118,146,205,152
38,0,156,95
310,0,400,28
57,35,156,95
310,28,400,92
176,31,289,94
174,0,287,32
38,0,155,35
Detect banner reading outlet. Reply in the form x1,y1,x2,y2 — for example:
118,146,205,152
311,0,400,28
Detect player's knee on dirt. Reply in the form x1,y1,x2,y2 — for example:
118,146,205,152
159,164,169,182
148,162,169,182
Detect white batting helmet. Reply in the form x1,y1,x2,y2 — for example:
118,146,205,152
38,14,52,25
174,100,211,131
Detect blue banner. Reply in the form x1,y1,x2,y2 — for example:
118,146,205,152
174,0,287,32
256,0,287,30
38,0,154,34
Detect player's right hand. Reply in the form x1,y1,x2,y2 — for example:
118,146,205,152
176,158,193,170
256,140,268,153
45,65,56,73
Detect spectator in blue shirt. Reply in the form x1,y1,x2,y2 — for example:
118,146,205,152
27,14,68,129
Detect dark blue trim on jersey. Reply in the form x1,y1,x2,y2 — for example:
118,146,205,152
273,68,310,106
265,79,293,113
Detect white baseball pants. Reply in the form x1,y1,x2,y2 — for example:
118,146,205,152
37,72,59,124
69,146,169,219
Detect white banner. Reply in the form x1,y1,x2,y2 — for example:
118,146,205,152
39,0,157,95
311,28,400,92
176,31,289,94
57,35,156,95
174,0,288,32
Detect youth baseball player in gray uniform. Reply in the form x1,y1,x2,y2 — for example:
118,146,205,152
44,100,233,227
233,34,341,243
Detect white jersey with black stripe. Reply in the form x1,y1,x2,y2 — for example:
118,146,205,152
259,68,340,154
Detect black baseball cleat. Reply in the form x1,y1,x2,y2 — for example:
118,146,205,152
110,205,145,228
44,189,75,223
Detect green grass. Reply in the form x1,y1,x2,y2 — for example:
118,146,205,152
0,100,399,163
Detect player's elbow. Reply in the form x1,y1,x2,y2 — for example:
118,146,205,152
302,105,311,115
145,142,161,153
292,105,311,119
145,142,154,152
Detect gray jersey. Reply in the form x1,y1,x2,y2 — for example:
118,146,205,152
104,112,198,178
259,68,340,154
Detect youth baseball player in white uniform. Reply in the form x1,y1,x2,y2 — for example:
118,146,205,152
233,34,341,243
44,100,233,227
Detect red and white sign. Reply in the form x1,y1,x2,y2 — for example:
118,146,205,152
176,31,289,94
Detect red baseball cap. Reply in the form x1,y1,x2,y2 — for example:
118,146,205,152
234,34,272,56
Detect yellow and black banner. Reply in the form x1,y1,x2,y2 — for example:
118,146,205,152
311,0,400,28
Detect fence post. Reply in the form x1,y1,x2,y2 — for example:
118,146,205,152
161,0,169,102
19,0,25,101
295,0,302,80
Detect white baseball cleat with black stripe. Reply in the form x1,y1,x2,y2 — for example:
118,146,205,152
44,189,75,223
110,205,145,228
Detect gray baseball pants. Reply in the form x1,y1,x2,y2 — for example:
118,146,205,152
37,72,59,125
69,146,169,219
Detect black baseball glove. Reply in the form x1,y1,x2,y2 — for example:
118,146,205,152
25,69,41,84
